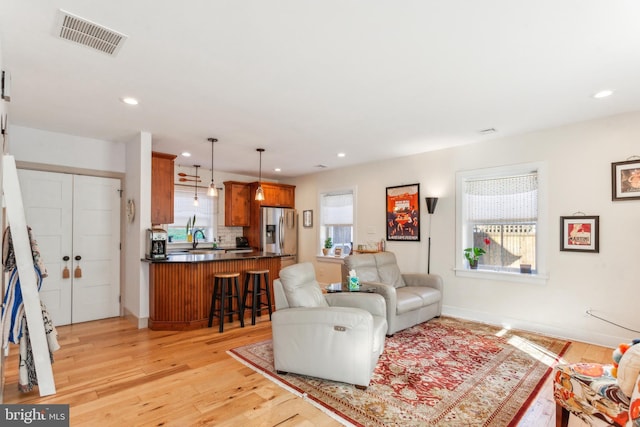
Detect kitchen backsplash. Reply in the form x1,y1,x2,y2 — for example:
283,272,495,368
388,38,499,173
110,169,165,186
215,226,244,246
158,224,245,247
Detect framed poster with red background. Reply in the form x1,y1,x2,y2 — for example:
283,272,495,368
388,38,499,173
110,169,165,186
386,183,420,241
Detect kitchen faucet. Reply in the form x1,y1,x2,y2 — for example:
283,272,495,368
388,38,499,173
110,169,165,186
192,229,206,249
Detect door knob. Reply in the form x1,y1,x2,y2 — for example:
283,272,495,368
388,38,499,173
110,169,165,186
62,256,70,261
75,255,81,261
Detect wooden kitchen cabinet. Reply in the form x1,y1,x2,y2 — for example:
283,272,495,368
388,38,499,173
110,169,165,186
151,151,177,225
224,181,250,226
222,180,296,246
245,182,296,248
249,182,295,208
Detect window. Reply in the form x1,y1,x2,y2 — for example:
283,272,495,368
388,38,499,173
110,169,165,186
456,162,548,281
167,186,216,242
319,190,354,256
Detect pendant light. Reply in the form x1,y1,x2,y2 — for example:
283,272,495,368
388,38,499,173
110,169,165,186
207,138,218,197
193,165,200,206
255,148,265,201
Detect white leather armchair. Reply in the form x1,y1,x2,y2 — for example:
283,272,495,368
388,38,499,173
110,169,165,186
272,262,388,389
343,251,443,335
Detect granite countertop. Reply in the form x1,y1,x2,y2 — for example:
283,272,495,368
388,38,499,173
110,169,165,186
143,251,289,263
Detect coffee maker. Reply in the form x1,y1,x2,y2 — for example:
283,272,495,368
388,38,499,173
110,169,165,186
146,228,168,260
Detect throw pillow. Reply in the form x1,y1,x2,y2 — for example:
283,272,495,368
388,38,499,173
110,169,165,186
618,343,640,397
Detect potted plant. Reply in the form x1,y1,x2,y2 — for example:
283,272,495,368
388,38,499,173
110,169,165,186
463,238,490,269
322,237,332,256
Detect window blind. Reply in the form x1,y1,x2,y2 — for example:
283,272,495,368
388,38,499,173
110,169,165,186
172,187,214,230
464,173,538,223
321,192,353,225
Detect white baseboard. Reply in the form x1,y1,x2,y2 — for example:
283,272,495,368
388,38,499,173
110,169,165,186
122,307,148,329
442,305,624,349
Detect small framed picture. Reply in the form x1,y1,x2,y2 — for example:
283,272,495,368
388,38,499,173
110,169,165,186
302,210,313,228
560,216,599,253
611,159,640,201
334,247,342,257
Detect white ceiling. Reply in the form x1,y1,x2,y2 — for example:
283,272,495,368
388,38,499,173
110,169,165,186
1,1,640,179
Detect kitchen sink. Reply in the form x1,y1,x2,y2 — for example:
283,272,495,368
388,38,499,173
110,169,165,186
168,248,224,255
189,249,218,254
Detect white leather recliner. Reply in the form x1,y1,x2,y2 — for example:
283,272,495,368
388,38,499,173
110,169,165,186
343,251,443,335
271,262,388,389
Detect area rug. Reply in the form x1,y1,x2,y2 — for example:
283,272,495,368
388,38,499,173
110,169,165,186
228,316,571,426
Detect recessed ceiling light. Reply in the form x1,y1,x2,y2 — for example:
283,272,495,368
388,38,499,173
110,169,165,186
337,152,346,158
274,168,281,172
181,152,191,157
121,96,139,105
593,90,614,99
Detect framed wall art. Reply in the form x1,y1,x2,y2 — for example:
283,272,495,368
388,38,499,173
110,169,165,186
386,183,420,241
611,159,640,201
302,210,313,228
560,215,599,253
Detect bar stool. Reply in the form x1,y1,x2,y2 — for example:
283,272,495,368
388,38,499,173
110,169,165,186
242,269,273,325
208,272,244,333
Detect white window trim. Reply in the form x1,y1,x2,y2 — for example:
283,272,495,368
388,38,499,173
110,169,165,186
317,185,357,259
455,161,549,285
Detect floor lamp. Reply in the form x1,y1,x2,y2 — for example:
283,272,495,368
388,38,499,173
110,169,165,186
425,197,438,274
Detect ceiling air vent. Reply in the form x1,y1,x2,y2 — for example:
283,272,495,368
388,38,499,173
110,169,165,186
479,128,497,135
54,9,128,56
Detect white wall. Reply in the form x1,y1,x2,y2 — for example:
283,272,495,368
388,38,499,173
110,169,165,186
290,111,640,348
9,125,126,172
0,38,5,152
123,132,151,327
0,38,5,143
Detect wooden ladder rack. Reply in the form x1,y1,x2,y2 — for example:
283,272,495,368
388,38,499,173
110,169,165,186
0,155,56,398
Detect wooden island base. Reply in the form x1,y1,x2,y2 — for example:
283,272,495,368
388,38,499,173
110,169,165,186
148,256,281,331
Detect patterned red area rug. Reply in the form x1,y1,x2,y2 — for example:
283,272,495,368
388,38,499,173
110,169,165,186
228,316,570,426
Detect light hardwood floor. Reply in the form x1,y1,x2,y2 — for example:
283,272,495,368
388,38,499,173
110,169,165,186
1,316,612,426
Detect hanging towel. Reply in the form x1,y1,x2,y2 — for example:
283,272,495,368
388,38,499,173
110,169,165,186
18,301,59,393
1,265,43,346
1,225,59,393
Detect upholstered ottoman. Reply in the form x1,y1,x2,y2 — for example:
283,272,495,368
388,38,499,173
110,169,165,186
553,343,640,426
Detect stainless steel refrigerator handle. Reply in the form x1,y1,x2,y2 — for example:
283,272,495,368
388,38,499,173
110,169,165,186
279,215,284,252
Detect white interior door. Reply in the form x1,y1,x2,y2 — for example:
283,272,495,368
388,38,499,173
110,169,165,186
71,175,121,323
17,169,121,325
18,170,73,325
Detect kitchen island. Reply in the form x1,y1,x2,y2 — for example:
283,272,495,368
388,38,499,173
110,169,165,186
144,252,285,331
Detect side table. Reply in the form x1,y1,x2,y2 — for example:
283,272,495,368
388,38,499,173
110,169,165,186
325,282,375,293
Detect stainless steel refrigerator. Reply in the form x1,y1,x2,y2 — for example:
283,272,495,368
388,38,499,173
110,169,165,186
261,207,297,268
